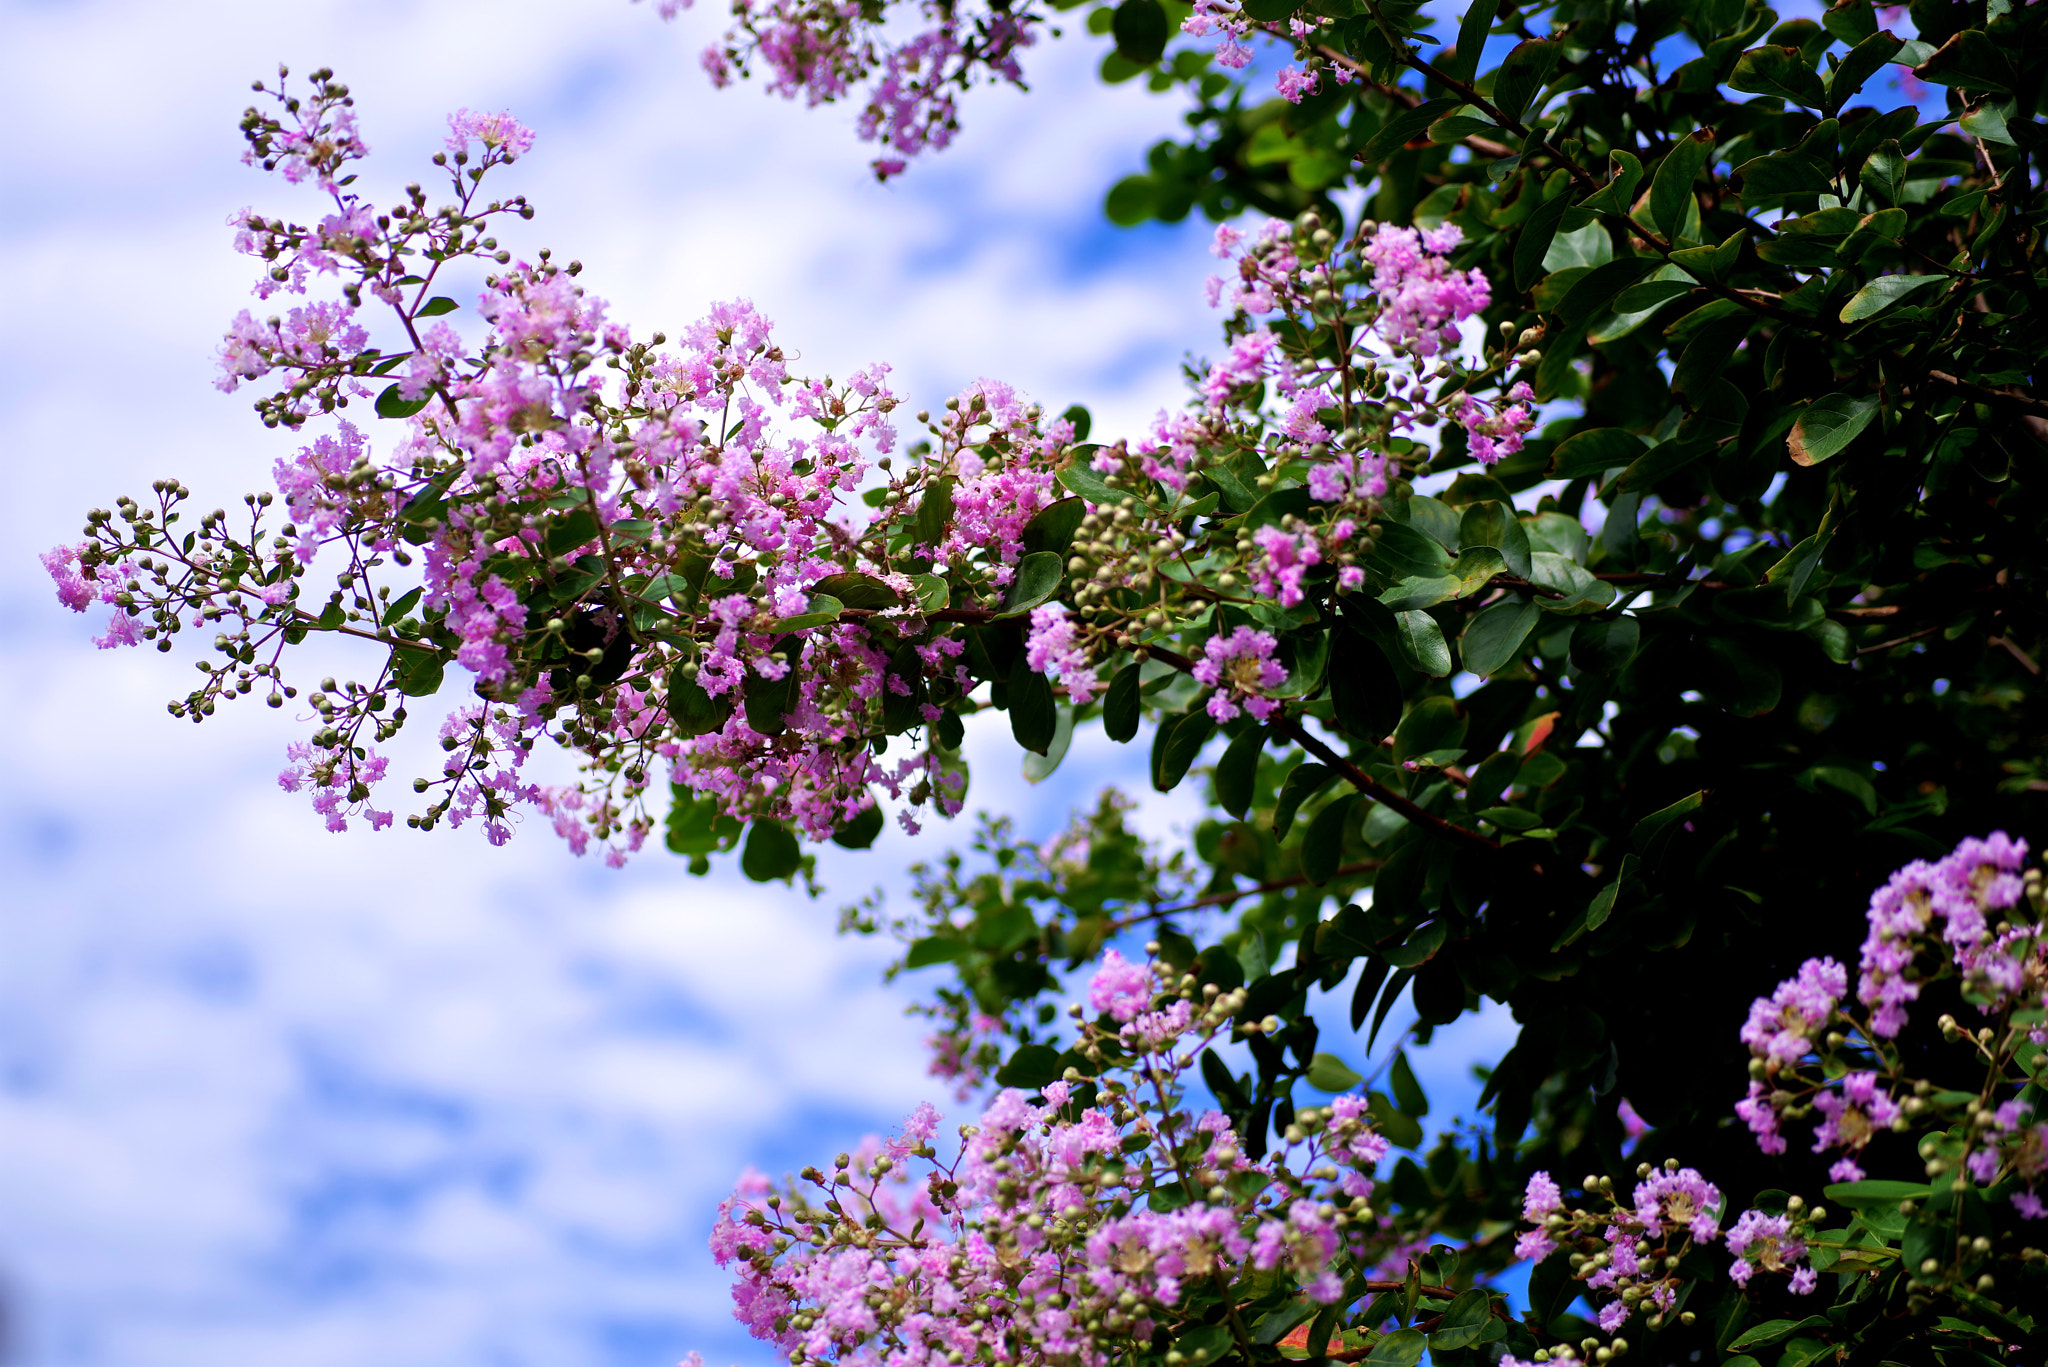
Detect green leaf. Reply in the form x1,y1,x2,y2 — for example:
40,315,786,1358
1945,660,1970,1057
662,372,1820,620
1448,0,1494,82
1390,1049,1430,1116
1379,575,1462,612
1859,139,1907,206
913,477,957,546
999,551,1064,616
1022,706,1075,784
375,383,431,419
811,572,901,610
1702,635,1783,715
1650,127,1717,240
1632,789,1707,866
1273,762,1338,841
1151,708,1216,793
1009,656,1057,754
740,819,802,882
1102,662,1143,743
1448,545,1508,596
416,295,459,317
994,1043,1062,1089
1357,98,1463,165
1729,43,1827,107
1216,727,1266,819
1057,462,1142,510
1367,1091,1425,1148
668,665,734,735
1458,501,1533,579
1329,629,1403,739
1492,37,1561,123
1550,427,1645,479
1371,521,1454,579
1570,615,1640,674
381,586,423,626
771,592,846,632
903,934,970,968
1824,1179,1932,1206
1394,610,1452,677
1912,28,2015,94
1827,29,1905,106
1302,794,1358,884
1578,149,1644,219
1111,0,1168,62
1393,695,1467,760
1305,1051,1364,1092
1430,1289,1491,1351
1021,497,1086,556
394,648,446,697
1727,1318,1830,1351
1838,273,1942,322
1788,392,1880,466
1514,178,1574,293
1383,919,1447,968
830,803,885,850
1104,175,1157,227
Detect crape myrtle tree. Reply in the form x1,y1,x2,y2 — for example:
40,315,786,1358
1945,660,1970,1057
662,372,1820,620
38,0,2048,1360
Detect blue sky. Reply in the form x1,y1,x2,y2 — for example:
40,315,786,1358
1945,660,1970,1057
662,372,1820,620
0,3,1527,1365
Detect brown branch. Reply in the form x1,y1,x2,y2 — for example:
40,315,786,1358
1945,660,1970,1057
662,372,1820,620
1311,43,1517,161
1129,860,1386,924
1857,624,1941,656
1925,369,2048,420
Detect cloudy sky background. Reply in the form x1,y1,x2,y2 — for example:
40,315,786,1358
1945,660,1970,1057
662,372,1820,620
0,2,1536,1365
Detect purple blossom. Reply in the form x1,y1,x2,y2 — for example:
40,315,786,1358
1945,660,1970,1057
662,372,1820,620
446,108,536,159
1522,1170,1562,1223
1192,626,1288,723
1025,604,1098,704
1087,949,1153,1023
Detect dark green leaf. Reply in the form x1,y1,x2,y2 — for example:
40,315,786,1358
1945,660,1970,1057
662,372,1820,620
1430,1289,1491,1351
740,819,802,882
811,572,901,610
1329,628,1403,739
1788,392,1879,465
999,551,1063,616
1912,28,2015,94
1827,29,1904,106
1009,655,1058,754
1102,662,1143,743
1021,497,1086,557
381,586,423,626
375,383,431,419
1394,610,1452,677
1569,615,1640,674
1111,0,1169,63
1390,1049,1430,1116
1216,727,1266,819
1151,708,1216,792
913,477,957,546
1514,178,1574,293
394,648,446,697
1357,98,1463,165
1306,1051,1364,1092
1393,695,1467,759
1550,428,1645,479
1726,1318,1830,1351
1458,501,1533,579
831,803,885,850
1448,0,1494,83
668,664,734,735
1302,794,1358,884
1632,789,1706,866
1492,38,1561,124
1274,762,1338,840
1650,127,1717,240
1728,43,1827,107
1368,1090,1426,1147
994,1043,1062,1089
1837,274,1941,322
416,295,460,317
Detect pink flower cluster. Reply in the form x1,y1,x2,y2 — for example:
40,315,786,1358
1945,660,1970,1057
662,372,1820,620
1192,626,1288,723
1513,1164,1823,1334
653,0,1038,179
1455,382,1538,466
1857,831,2030,1036
1361,223,1491,358
710,955,1394,1367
